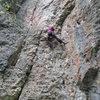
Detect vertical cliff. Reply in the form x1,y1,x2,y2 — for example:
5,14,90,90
0,0,100,100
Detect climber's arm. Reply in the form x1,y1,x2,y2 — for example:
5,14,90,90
52,34,65,44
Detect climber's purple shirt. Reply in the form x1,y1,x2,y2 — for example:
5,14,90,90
48,26,54,31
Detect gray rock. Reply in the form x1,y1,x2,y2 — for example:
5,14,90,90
0,0,100,100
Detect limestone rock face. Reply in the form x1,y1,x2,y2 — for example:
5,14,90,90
0,0,100,100
0,5,25,72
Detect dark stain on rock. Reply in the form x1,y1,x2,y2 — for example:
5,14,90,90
78,68,99,99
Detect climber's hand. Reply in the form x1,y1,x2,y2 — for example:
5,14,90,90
62,41,68,45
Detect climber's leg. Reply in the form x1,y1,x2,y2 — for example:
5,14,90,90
46,36,52,48
48,41,52,48
53,35,64,44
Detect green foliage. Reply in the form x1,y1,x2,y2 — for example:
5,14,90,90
2,1,12,11
0,0,21,11
15,3,21,8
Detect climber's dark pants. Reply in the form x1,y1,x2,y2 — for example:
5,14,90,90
47,31,63,47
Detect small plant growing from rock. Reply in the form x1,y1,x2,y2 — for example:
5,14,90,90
0,0,21,12
2,0,12,11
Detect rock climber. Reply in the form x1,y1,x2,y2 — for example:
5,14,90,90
46,26,65,48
